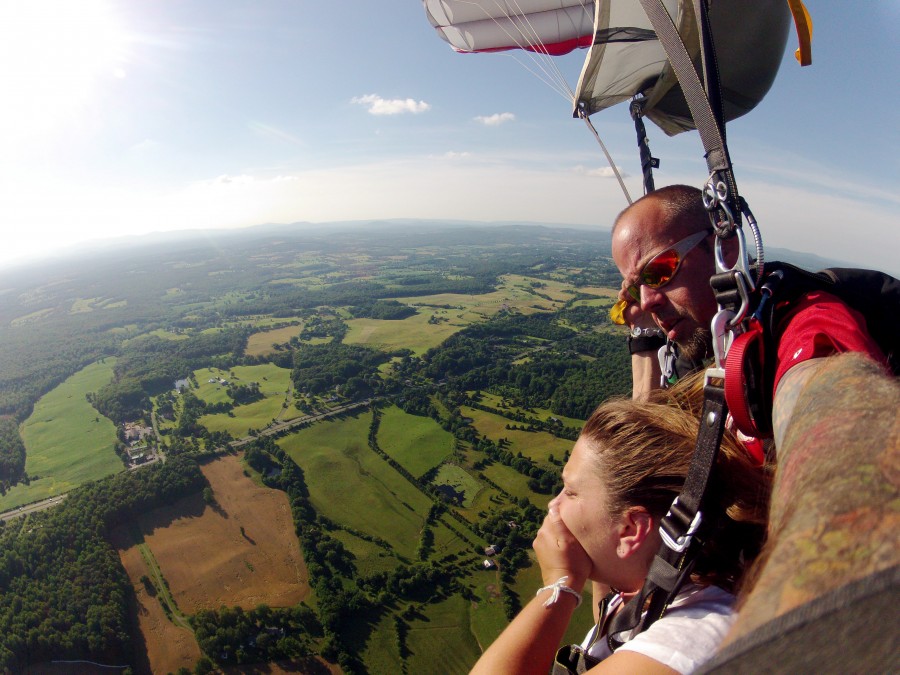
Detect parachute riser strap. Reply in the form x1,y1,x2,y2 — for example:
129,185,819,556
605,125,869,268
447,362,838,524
630,99,659,195
637,0,739,220
692,0,726,145
606,383,728,648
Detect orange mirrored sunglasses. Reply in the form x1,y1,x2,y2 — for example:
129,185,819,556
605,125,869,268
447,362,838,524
610,228,713,325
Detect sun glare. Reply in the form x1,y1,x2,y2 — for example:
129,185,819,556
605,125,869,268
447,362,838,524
0,0,128,140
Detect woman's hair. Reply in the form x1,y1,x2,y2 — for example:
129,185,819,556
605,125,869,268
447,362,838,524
579,372,772,592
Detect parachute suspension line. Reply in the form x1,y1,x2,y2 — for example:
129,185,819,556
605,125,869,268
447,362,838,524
577,107,632,205
501,0,593,98
505,52,576,103
458,0,584,103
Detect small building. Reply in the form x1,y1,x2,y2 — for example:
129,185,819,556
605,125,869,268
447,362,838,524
482,559,495,569
484,544,500,556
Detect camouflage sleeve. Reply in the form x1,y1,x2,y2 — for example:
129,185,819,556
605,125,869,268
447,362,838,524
725,352,900,643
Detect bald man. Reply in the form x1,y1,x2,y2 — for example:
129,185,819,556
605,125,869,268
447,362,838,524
607,185,897,669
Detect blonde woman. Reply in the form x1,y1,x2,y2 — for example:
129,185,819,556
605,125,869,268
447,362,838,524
471,376,770,674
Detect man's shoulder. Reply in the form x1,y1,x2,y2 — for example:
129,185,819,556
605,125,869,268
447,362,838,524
764,262,898,376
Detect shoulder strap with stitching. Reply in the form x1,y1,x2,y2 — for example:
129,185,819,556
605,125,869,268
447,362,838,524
606,382,728,644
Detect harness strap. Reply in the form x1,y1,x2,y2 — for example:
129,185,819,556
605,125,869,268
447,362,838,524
724,323,770,438
637,0,740,225
637,0,729,173
607,382,728,646
630,100,659,195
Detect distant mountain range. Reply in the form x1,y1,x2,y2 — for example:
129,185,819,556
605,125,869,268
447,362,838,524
6,218,878,278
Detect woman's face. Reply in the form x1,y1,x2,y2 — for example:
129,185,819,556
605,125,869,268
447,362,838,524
548,437,624,584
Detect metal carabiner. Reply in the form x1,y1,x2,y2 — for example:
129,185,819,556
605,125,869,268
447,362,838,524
710,308,736,371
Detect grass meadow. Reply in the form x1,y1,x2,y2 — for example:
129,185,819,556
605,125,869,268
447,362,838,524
462,405,573,466
330,529,400,577
1,359,120,510
343,311,464,357
344,273,592,357
404,593,484,674
475,391,585,428
376,405,455,478
432,463,483,508
195,363,294,436
244,323,305,357
482,462,549,510
278,411,432,561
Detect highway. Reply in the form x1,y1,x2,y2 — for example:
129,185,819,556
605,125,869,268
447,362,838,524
0,494,67,522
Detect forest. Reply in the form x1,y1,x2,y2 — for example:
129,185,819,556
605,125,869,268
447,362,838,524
0,456,205,673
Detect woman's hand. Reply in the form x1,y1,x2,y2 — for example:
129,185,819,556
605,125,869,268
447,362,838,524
533,507,592,592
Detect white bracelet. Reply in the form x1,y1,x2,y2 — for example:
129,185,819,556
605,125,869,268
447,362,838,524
535,575,582,608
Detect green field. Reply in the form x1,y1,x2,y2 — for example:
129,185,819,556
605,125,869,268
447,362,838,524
475,391,586,428
405,593,484,674
466,556,597,653
344,312,464,356
278,411,432,560
196,363,294,435
330,529,400,577
432,463,483,508
377,405,455,478
244,323,304,357
1,359,121,510
462,405,573,465
430,519,474,559
344,273,596,358
482,462,550,509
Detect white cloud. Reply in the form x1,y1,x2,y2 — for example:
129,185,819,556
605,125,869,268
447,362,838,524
439,151,472,160
351,94,430,115
572,165,629,179
210,174,256,185
475,112,515,126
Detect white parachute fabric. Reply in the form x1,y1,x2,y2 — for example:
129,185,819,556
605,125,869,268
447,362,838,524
423,0,595,55
574,0,792,135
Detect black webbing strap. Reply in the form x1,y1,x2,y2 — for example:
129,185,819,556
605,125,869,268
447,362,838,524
692,0,725,139
630,100,659,195
607,382,729,646
637,0,739,213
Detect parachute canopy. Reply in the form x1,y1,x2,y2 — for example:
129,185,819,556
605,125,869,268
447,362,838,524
424,0,793,136
423,0,594,55
575,0,792,135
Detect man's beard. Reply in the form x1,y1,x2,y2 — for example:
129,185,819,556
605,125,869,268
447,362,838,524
678,326,712,362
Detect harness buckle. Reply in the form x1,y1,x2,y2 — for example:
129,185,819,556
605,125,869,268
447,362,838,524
710,309,736,371
660,498,703,553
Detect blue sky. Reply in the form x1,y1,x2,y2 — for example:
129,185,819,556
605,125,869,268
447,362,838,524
1,1,898,274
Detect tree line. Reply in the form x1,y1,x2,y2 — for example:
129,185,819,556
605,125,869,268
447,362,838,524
0,456,206,673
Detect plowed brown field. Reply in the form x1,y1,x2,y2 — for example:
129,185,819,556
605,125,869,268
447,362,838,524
114,454,311,674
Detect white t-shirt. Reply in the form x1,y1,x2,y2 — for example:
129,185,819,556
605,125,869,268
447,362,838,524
580,584,736,674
